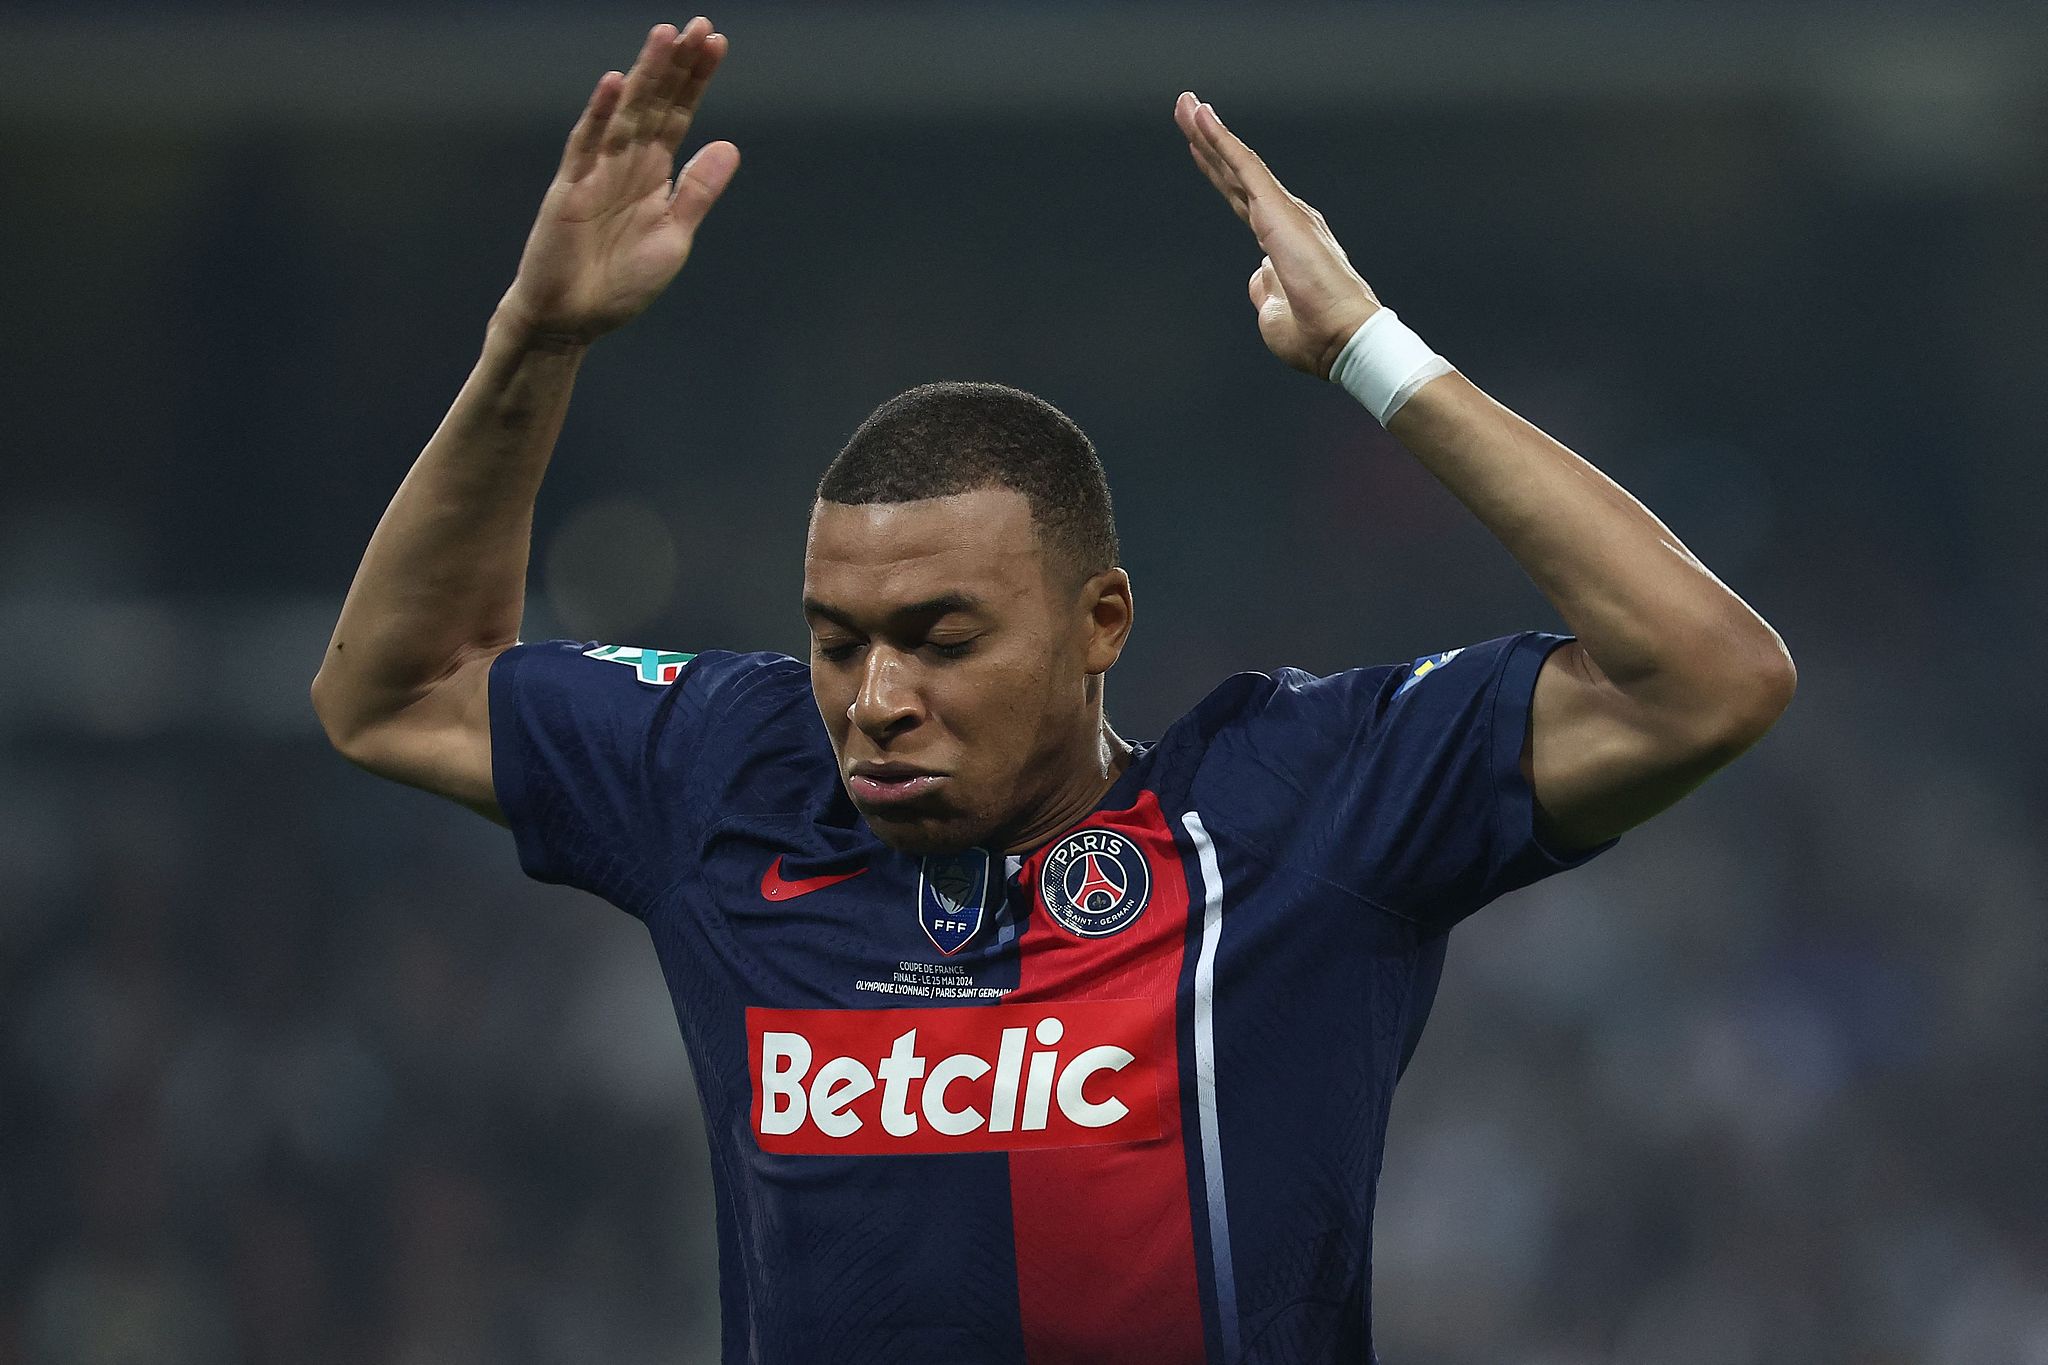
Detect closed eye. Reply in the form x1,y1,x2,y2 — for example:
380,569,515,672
813,637,977,663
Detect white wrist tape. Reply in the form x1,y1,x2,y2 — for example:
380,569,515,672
1328,307,1453,424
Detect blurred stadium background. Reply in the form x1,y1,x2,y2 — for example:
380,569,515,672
4,3,2045,1362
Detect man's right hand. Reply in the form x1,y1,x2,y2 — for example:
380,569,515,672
498,18,738,345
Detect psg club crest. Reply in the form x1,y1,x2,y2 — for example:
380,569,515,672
918,849,992,956
1040,829,1152,939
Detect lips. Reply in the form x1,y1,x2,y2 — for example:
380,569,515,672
847,762,946,807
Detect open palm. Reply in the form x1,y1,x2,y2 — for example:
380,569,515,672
502,19,739,343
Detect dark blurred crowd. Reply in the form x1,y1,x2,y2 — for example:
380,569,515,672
3,749,724,1364
4,14,2045,1361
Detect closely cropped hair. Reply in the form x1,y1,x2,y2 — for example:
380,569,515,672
817,381,1119,583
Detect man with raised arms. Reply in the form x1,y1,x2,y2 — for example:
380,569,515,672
313,18,1794,1363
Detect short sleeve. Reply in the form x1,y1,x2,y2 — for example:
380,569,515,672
1196,630,1617,932
488,641,796,915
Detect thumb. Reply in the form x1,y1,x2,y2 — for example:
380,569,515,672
1248,255,1280,308
668,141,741,229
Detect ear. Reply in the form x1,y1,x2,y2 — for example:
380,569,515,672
1080,568,1134,676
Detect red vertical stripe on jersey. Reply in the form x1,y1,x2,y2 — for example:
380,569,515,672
1007,789,1206,1364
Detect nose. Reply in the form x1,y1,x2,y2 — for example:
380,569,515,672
849,646,923,742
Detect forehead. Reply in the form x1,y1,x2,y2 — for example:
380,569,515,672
804,488,1046,612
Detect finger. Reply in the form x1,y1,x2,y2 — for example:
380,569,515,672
608,21,692,146
652,16,714,107
559,70,626,183
1195,134,1249,213
620,21,681,107
1193,103,1340,283
654,28,729,154
667,139,741,231
646,18,717,139
1193,102,1288,199
1177,94,1254,220
680,32,729,116
1187,141,1250,225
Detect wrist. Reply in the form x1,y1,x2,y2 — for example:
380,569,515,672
1314,304,1382,381
489,294,597,356
1326,307,1454,425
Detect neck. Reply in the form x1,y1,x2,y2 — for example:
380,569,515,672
998,719,1134,856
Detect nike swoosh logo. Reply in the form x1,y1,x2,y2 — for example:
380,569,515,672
760,856,867,901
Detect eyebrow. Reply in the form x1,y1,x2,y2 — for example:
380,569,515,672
801,592,987,631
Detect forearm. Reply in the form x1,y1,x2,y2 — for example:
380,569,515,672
1385,372,1792,728
312,307,588,740
1175,92,1791,830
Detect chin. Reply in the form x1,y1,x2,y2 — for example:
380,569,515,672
858,805,994,857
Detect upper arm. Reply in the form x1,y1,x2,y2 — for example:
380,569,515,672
326,646,507,824
326,639,799,913
1523,638,1794,851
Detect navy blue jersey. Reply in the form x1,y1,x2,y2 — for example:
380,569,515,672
489,631,1616,1364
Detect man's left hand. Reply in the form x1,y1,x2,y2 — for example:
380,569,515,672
1175,92,1381,381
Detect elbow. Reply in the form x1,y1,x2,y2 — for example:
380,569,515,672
1746,627,1798,732
310,668,369,762
1706,630,1797,754
310,670,346,749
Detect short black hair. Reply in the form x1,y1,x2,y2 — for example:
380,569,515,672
817,381,1119,582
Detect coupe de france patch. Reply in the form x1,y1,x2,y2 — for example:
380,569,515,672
583,643,697,685
918,849,992,956
1039,829,1152,938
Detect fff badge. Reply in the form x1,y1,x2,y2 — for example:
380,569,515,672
918,849,992,956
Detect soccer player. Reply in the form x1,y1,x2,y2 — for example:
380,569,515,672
312,18,1795,1363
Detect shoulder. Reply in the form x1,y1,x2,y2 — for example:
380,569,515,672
495,641,810,718
492,639,828,800
1150,633,1560,832
671,647,815,720
535,641,807,691
1169,659,1409,754
1130,664,1394,815
661,650,838,816
1160,634,1554,759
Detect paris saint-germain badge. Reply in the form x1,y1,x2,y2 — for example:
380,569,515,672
1040,828,1153,938
918,849,992,955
